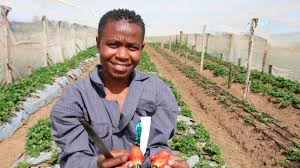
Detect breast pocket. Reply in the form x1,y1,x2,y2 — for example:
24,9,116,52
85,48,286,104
125,99,156,144
135,99,156,117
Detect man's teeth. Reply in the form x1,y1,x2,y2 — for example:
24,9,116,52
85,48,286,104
112,62,129,67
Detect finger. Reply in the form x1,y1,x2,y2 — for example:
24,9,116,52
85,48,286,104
97,154,105,164
111,150,130,157
101,155,129,168
169,154,185,162
168,159,189,168
127,161,133,168
115,161,132,168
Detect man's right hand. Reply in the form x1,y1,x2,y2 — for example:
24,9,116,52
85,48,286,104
97,150,131,168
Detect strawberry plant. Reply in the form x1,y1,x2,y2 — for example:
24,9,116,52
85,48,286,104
25,118,52,157
286,142,300,161
193,124,210,142
176,121,188,132
0,46,97,124
170,135,199,157
15,161,32,168
179,106,192,117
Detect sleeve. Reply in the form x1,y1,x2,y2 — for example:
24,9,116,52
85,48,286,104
51,84,98,168
147,77,179,157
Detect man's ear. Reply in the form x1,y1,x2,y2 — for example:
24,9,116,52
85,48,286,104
96,36,101,50
141,43,145,50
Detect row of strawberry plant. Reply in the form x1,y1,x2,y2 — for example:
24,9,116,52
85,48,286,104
164,43,300,108
168,43,300,94
0,46,97,124
151,43,300,167
151,43,275,125
15,118,59,168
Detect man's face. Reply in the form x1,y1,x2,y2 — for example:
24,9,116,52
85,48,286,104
96,19,144,80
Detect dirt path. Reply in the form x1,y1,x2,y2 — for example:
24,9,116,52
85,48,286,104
167,49,300,136
145,46,288,168
0,60,99,168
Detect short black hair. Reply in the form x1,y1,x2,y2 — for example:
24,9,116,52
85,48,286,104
98,9,145,41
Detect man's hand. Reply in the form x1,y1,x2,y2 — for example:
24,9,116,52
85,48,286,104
165,154,188,168
97,150,131,168
150,150,188,168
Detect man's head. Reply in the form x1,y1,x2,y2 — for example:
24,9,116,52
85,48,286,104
98,9,145,42
96,9,145,80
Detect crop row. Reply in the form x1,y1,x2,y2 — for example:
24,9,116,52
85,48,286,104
0,47,97,124
162,43,300,109
168,43,300,94
151,43,300,166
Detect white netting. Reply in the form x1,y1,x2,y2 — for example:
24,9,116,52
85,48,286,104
47,20,64,64
9,21,45,80
59,21,76,59
0,6,97,86
145,32,300,82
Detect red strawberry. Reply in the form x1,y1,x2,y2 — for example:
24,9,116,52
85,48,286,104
150,150,170,168
129,145,144,168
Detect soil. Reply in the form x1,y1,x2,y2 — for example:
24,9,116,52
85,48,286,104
0,59,99,168
145,46,290,168
167,49,300,137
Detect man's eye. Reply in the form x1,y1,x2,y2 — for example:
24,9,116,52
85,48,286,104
108,44,118,48
128,46,139,51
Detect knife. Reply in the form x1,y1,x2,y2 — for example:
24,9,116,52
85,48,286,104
78,118,114,158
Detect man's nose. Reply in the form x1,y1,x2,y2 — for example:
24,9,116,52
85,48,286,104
116,46,129,59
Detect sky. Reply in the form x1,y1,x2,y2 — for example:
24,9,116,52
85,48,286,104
1,0,300,39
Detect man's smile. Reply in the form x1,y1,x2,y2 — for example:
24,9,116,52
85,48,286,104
110,61,131,72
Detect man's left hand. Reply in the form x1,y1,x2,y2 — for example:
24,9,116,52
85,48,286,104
165,154,189,168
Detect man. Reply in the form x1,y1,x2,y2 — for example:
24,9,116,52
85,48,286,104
51,9,188,168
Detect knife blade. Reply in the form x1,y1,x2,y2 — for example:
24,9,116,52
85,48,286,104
78,118,114,158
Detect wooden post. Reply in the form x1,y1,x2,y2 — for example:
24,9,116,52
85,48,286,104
228,66,233,89
179,31,183,46
178,31,183,58
200,24,207,71
220,53,223,60
238,58,242,66
194,34,198,50
1,5,12,84
42,16,49,66
245,81,252,99
227,34,233,62
168,36,171,52
160,42,163,49
205,33,209,53
261,41,269,72
243,18,258,99
185,34,188,46
269,65,273,74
